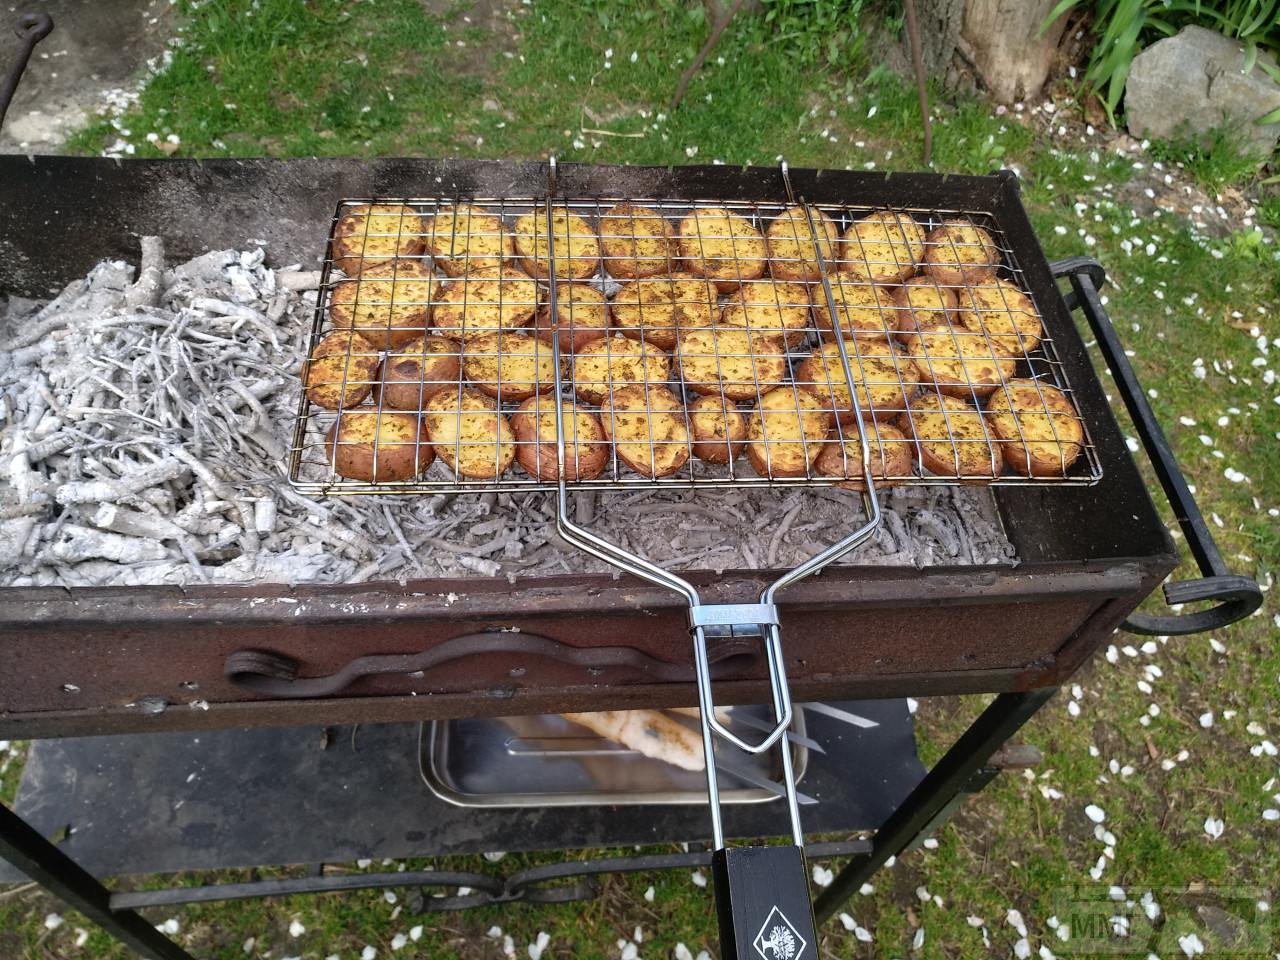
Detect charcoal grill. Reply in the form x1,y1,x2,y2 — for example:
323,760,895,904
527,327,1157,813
0,154,1262,960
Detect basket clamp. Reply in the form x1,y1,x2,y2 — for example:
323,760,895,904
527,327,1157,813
688,602,780,637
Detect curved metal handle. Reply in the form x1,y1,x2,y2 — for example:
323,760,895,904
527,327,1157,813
1051,257,1263,636
225,631,762,698
1,12,53,132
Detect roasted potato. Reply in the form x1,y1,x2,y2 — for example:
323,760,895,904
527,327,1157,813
901,323,1018,398
719,280,813,348
765,205,840,282
814,421,915,490
953,279,1041,355
839,211,926,284
510,397,610,482
610,273,719,351
422,204,514,277
795,340,915,424
676,325,787,402
985,379,1084,476
328,258,435,350
677,207,767,291
922,220,999,285
897,392,1003,480
810,272,898,344
332,203,425,275
569,336,672,406
599,203,676,279
303,331,381,410
532,282,611,354
890,274,958,336
423,387,516,479
462,331,557,402
687,394,747,464
325,410,433,482
513,210,600,281
377,334,461,410
599,384,690,478
430,268,538,340
746,387,831,478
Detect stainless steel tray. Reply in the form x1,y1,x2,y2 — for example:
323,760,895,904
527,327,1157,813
419,707,810,807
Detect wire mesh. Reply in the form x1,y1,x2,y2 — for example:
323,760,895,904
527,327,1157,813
287,194,1104,494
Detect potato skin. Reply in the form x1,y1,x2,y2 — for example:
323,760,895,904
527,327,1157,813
688,395,747,464
599,384,690,478
304,331,381,410
423,387,517,479
332,204,426,275
531,283,610,354
746,387,832,478
377,334,461,410
324,410,433,482
509,398,610,482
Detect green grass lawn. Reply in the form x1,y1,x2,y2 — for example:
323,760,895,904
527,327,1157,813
8,0,1280,957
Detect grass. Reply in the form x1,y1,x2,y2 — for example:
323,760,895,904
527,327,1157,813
8,0,1280,958
1147,125,1270,196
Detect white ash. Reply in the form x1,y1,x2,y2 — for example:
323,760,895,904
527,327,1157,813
0,245,1014,588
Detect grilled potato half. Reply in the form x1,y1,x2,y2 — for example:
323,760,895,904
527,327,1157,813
532,282,611,354
377,334,461,410
303,331,381,410
423,387,516,479
814,420,915,490
891,274,958,336
901,323,1018,398
332,203,425,276
513,210,600,281
600,384,690,478
953,279,1041,355
328,259,435,350
677,207,767,291
462,331,557,402
922,220,999,285
746,387,831,478
897,392,1003,480
720,279,813,348
509,398,611,482
811,272,898,344
610,273,719,351
795,341,916,424
985,379,1084,476
765,205,839,282
430,269,538,341
325,410,433,482
840,211,926,284
599,203,676,279
688,395,748,464
422,204,514,277
569,336,672,406
677,325,787,402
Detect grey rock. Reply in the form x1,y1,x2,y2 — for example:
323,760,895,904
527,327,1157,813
1125,25,1280,156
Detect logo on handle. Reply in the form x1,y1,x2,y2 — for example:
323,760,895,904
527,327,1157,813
753,905,807,960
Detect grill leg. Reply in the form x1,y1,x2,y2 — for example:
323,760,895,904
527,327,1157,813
813,687,1057,923
0,800,196,960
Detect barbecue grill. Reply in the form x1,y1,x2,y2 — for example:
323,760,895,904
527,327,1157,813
0,152,1262,960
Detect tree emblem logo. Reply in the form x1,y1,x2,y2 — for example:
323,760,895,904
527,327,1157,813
753,906,807,960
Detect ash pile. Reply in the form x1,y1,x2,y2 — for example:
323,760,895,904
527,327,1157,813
0,244,1014,588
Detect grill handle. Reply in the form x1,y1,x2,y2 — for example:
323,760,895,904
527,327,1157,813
1052,256,1263,636
713,845,818,960
224,632,762,698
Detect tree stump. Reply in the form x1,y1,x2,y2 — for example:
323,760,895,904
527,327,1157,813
916,0,1068,103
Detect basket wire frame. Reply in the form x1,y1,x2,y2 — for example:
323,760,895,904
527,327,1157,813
287,181,1103,495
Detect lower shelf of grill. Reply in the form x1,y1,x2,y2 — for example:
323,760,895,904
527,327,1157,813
0,700,923,881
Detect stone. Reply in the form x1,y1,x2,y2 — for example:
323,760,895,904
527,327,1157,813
1125,25,1280,157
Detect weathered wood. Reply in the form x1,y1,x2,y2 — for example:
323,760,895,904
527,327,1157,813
917,0,1068,103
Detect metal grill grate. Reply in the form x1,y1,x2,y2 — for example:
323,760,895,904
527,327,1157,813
287,192,1103,494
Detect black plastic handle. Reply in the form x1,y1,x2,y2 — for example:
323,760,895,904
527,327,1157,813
714,846,817,960
1051,256,1263,635
225,631,761,698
